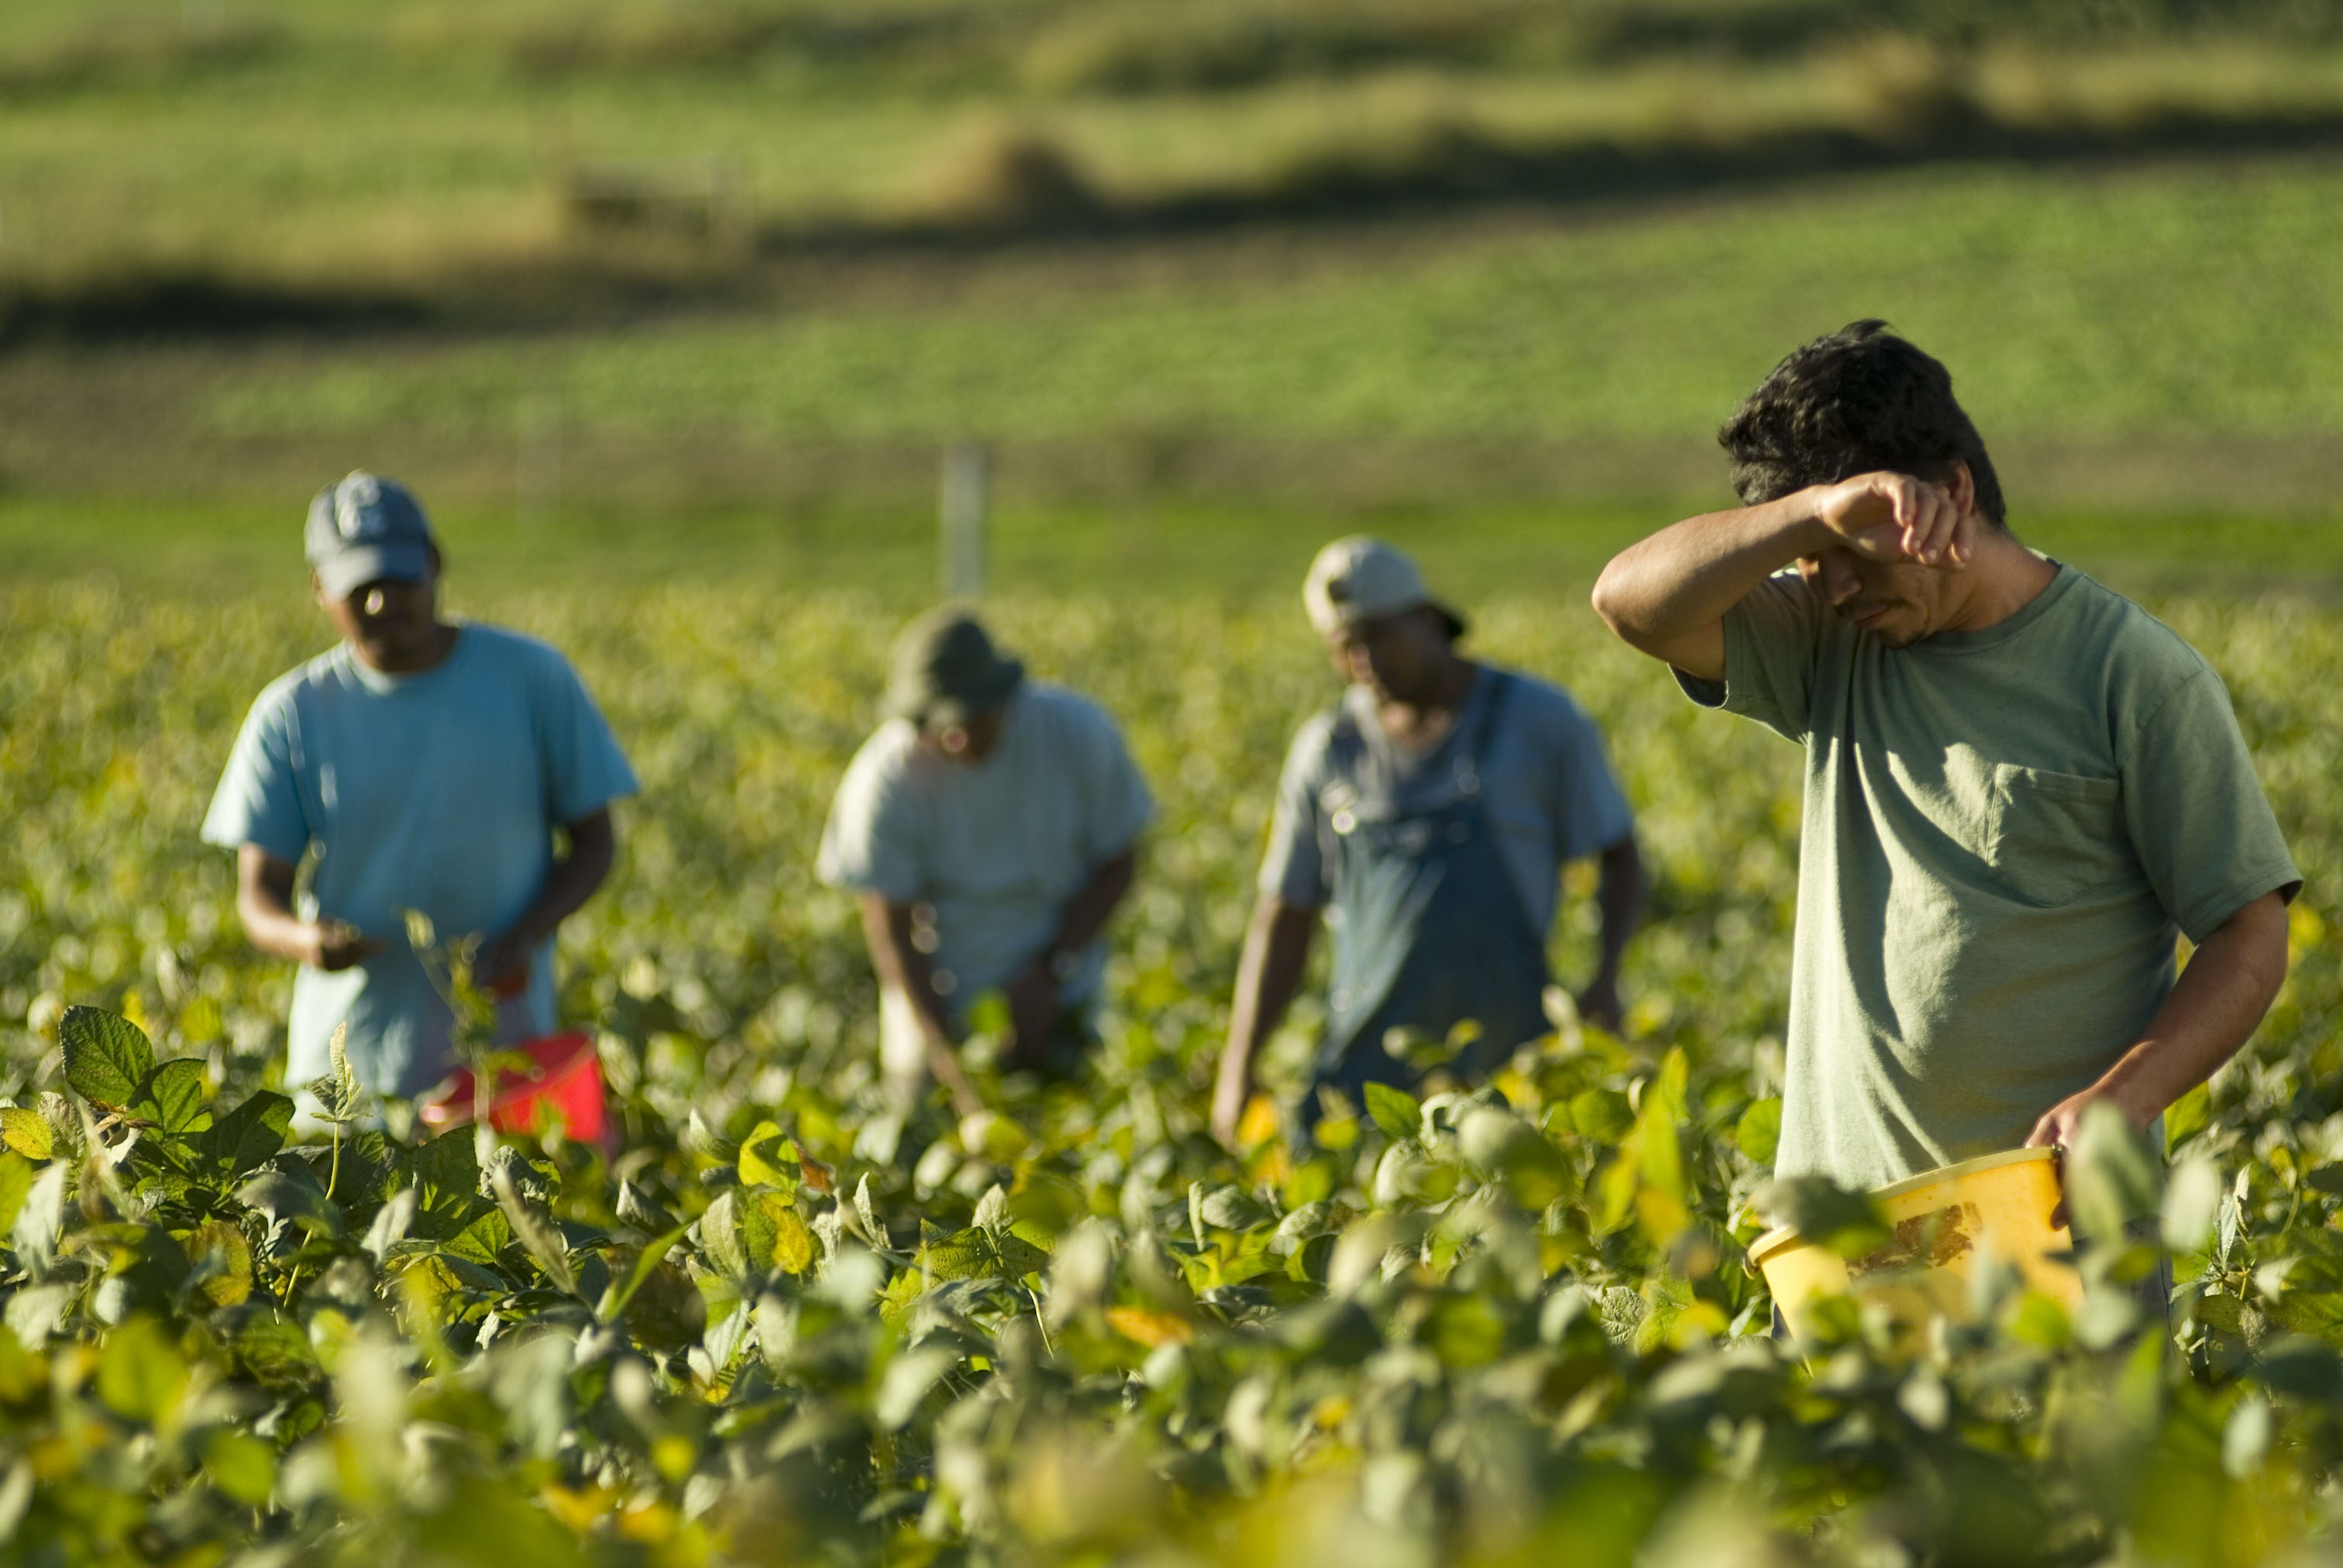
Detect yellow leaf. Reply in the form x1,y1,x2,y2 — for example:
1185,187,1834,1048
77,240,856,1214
1103,1305,1194,1349
737,1120,799,1190
182,1219,253,1308
0,1106,51,1161
541,1482,618,1534
760,1194,814,1274
1235,1093,1279,1153
619,1498,683,1543
1635,1185,1692,1248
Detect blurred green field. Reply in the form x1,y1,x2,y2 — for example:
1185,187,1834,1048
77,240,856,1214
5,0,2343,583
8,0,2343,297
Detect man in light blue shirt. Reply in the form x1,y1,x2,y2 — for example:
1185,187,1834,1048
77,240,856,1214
202,473,638,1106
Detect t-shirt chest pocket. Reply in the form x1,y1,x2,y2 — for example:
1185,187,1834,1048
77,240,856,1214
1980,764,2126,907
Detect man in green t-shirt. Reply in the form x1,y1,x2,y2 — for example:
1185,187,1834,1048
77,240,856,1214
1591,320,2299,1193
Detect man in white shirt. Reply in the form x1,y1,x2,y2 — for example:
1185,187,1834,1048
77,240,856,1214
817,610,1153,1115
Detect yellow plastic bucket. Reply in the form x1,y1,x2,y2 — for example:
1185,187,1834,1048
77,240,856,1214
1750,1147,2083,1337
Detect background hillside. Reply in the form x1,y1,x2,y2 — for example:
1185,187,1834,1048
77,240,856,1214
5,0,2343,592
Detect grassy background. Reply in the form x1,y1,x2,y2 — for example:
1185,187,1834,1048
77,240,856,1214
5,1,2343,588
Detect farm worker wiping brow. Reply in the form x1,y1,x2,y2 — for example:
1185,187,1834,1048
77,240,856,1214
201,473,638,1123
817,609,1153,1119
1591,319,2300,1281
1211,538,1645,1148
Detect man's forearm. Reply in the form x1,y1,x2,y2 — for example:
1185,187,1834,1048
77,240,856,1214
1591,492,1832,654
503,811,617,949
1212,899,1319,1136
856,896,959,1050
1041,846,1137,965
236,881,316,965
2100,892,2290,1124
2028,892,2290,1147
1591,835,1645,988
855,893,982,1112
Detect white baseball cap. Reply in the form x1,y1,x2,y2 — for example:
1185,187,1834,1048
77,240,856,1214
1302,536,1467,638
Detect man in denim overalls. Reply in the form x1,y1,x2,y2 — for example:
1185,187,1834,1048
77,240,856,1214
1211,538,1644,1145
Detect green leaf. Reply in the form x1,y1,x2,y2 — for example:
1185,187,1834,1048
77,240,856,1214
1734,1098,1783,1166
919,1227,996,1282
201,1428,277,1506
876,1271,924,1332
1199,1185,1271,1232
595,1226,687,1322
1363,1082,1420,1141
404,1127,481,1210
875,1346,958,1431
2068,1100,2162,1243
96,1315,189,1426
489,1157,576,1296
228,1309,318,1389
2166,1081,2214,1150
200,1091,293,1178
1569,1088,1634,1143
58,1006,153,1108
1760,1176,1891,1260
236,1166,343,1239
303,1023,366,1127
696,1190,748,1281
0,1108,52,1161
444,1208,514,1268
132,1058,212,1137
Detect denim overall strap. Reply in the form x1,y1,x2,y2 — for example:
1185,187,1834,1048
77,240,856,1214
1314,670,1551,1106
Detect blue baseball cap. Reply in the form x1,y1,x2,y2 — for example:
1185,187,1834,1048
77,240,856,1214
304,472,436,600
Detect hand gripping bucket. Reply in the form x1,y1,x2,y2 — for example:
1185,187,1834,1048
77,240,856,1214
418,1032,612,1148
1750,1147,2083,1338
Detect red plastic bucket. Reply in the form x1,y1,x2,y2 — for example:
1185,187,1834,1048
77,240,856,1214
418,1032,611,1147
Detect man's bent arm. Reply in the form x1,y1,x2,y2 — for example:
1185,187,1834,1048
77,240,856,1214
1579,834,1645,1031
855,892,982,1118
2026,890,2292,1150
234,845,381,971
1043,845,1137,965
1591,475,1973,680
1210,897,1321,1147
477,809,618,990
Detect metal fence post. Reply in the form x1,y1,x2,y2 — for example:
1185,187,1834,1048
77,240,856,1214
941,440,989,599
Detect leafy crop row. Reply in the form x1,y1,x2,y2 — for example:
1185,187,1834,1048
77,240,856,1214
2,583,2341,1566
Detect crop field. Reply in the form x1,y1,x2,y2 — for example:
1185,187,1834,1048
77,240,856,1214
5,579,2343,1565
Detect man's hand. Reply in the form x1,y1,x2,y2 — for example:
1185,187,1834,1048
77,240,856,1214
2024,1083,2150,1154
1812,472,1976,571
1003,962,1062,1071
304,918,384,972
473,928,536,998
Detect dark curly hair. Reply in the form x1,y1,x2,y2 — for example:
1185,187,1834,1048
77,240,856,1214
1719,320,2007,528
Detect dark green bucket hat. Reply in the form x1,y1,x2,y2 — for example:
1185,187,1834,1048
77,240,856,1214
885,608,1024,727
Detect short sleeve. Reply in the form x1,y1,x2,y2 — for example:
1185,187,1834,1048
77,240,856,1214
816,734,926,903
1258,718,1334,909
1068,703,1154,862
528,648,638,824
201,685,311,864
2120,668,2300,942
1535,689,1635,861
1675,572,1825,743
